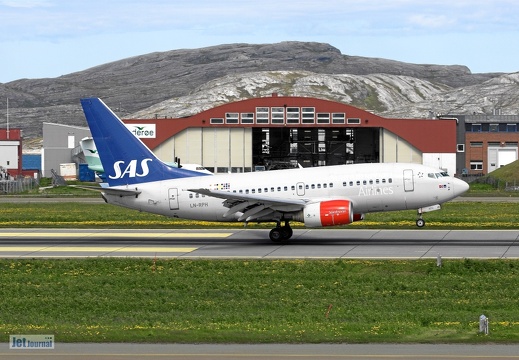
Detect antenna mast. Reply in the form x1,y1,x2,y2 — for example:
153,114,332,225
6,97,9,140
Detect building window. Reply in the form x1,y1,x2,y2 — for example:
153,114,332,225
489,123,499,132
332,113,345,124
507,124,517,132
347,118,361,125
271,107,284,124
241,113,254,124
225,113,239,124
256,107,269,124
470,161,483,171
317,113,330,124
286,107,300,124
457,144,465,152
471,124,482,132
470,142,483,147
302,107,315,124
210,118,224,124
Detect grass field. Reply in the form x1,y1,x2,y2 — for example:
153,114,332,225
1,199,519,343
0,200,518,229
1,258,518,343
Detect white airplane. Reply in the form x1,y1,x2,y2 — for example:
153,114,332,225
79,137,213,178
80,98,469,242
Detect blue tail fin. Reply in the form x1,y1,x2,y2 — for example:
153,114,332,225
80,98,206,186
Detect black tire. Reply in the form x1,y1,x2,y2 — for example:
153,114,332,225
281,226,293,240
269,228,283,242
416,219,425,227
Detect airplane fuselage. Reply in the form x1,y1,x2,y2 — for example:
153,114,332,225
81,97,469,241
103,162,463,224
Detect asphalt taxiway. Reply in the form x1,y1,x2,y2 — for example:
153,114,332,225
2,228,519,359
2,343,519,360
1,228,518,259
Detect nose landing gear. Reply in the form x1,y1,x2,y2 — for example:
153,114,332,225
416,217,425,228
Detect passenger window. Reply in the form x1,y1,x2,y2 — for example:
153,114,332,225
376,179,380,184
369,180,373,185
323,183,327,188
246,189,249,194
329,183,333,188
277,187,281,191
196,193,199,198
258,188,261,193
252,189,256,194
271,187,274,192
311,184,315,189
363,180,367,185
317,184,321,189
343,181,347,187
284,186,288,191
356,181,360,186
389,178,392,183
382,179,386,184
189,194,193,198
291,185,295,190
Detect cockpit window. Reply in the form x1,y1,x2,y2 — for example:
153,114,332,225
429,172,450,178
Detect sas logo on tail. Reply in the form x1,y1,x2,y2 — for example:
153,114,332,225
110,159,152,179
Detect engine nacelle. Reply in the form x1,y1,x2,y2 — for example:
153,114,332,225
303,200,353,227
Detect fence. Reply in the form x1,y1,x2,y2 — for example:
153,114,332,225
0,178,39,194
472,176,519,191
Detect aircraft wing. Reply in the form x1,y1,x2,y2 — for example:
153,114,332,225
187,188,307,221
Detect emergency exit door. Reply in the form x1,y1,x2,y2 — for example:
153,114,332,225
169,188,179,210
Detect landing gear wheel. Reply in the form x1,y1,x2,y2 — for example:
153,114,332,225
269,228,283,242
269,224,293,242
416,218,425,228
281,226,293,240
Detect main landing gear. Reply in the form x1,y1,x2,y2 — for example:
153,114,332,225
269,221,293,242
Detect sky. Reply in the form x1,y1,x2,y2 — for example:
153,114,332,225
0,0,518,83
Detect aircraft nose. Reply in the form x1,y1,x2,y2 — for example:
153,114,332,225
453,177,469,197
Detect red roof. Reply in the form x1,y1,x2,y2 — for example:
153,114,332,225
123,96,456,153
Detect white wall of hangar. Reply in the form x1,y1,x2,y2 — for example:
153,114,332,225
152,126,456,175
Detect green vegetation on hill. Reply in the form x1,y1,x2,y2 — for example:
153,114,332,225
470,160,519,192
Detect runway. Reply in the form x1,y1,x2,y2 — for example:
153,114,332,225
2,343,519,360
2,229,519,359
1,228,519,259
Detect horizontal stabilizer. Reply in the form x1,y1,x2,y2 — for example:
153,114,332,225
70,185,141,197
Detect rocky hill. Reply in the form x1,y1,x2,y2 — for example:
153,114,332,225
0,41,515,143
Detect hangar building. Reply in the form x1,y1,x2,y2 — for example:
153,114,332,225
123,94,460,176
